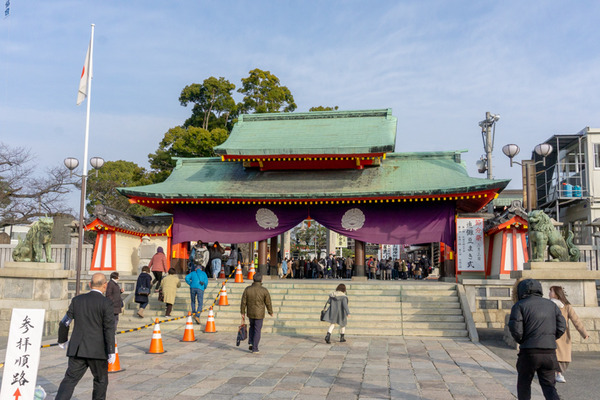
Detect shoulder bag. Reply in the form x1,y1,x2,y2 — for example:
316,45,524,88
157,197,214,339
320,302,329,321
138,286,151,296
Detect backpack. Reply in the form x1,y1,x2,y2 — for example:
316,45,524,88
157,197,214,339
193,246,205,265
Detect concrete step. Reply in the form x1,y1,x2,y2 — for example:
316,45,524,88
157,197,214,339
124,281,468,338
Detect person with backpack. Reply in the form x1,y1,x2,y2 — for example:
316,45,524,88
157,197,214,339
189,240,209,274
185,266,208,324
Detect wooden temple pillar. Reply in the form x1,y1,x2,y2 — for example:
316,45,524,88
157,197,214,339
354,240,366,277
258,240,268,276
269,236,278,277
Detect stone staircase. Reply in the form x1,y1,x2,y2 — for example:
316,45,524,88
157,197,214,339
120,280,468,337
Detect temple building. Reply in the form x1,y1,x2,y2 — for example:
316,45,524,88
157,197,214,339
117,109,509,277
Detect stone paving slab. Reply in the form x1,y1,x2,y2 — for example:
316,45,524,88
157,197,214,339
0,324,546,399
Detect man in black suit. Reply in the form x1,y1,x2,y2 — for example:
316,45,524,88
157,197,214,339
55,273,116,400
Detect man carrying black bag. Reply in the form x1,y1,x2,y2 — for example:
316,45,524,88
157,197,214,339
55,273,115,400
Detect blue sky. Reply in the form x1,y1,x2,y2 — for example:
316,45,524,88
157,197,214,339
2,1,600,212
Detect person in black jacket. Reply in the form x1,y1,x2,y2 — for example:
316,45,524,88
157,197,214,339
56,273,115,400
508,278,566,400
135,266,153,318
105,271,124,330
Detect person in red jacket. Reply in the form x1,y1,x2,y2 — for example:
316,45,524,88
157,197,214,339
149,246,168,291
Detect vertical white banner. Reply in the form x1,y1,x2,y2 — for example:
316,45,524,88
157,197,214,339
456,218,485,271
0,309,46,400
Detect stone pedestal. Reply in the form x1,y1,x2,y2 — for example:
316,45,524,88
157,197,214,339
504,261,600,351
511,262,600,307
0,261,71,336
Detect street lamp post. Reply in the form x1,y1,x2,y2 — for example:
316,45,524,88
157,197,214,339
502,143,553,212
64,156,104,295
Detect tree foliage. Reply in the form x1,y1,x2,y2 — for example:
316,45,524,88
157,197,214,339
148,126,229,182
85,160,154,216
309,106,339,112
292,222,328,258
238,68,297,114
0,142,76,226
179,77,237,131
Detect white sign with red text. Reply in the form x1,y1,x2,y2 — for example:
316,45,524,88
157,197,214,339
456,218,485,271
0,309,45,400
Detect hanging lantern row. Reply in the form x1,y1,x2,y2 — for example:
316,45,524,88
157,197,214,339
137,193,489,206
89,224,166,238
222,154,386,162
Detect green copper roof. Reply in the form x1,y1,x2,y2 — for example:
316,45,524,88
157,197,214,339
214,109,397,156
118,151,510,212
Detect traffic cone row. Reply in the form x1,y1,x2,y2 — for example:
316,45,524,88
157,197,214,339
218,283,229,306
181,312,197,342
235,262,244,283
248,261,255,280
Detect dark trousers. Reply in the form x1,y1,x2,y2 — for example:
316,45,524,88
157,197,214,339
114,314,119,331
152,271,163,287
248,318,263,351
56,356,108,400
516,351,560,400
190,288,204,314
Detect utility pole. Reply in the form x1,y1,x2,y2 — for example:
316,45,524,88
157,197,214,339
478,111,500,213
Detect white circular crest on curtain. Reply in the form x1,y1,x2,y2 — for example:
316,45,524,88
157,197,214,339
256,208,279,229
341,208,365,231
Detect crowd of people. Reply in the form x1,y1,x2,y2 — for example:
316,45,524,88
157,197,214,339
274,254,433,280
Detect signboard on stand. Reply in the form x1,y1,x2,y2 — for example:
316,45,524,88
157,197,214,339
456,218,484,272
0,309,45,400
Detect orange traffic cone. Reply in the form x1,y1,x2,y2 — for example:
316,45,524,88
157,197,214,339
248,261,255,281
219,264,225,279
108,337,124,373
147,318,166,354
235,262,244,283
181,312,197,342
204,307,216,333
219,282,229,306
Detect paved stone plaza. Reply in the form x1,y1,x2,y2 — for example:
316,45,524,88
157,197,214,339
1,323,548,399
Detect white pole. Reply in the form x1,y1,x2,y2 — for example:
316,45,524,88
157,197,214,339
75,23,95,295
83,23,95,178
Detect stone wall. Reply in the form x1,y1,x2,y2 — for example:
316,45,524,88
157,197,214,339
463,278,600,351
462,279,514,329
0,262,70,337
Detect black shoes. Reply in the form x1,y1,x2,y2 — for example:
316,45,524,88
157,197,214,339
325,332,331,344
340,334,346,342
249,344,253,352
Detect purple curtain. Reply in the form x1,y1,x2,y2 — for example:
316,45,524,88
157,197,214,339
309,202,456,246
172,204,308,244
172,202,456,246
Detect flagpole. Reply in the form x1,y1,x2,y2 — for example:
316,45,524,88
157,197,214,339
75,23,95,296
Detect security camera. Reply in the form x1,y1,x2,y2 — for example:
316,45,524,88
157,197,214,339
493,114,500,121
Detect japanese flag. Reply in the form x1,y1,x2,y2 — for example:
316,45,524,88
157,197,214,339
76,40,92,105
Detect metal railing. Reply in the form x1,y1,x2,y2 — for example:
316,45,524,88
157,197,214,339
0,243,94,270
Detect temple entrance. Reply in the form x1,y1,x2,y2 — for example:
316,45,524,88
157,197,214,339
117,109,508,281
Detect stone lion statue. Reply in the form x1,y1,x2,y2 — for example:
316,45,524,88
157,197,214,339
528,210,579,262
12,217,54,262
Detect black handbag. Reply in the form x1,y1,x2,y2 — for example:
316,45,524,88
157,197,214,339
320,308,328,321
236,317,248,346
138,286,150,296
